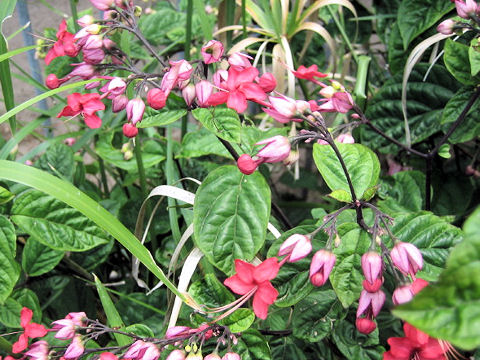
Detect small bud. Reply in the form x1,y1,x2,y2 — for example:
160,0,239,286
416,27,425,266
166,350,186,360
126,98,145,125
181,84,196,107
309,250,336,286
356,318,376,334
256,136,291,163
278,234,312,262
123,123,138,138
390,242,423,278
437,19,455,35
195,81,213,107
134,6,143,16
361,252,383,285
392,285,414,305
147,88,167,110
336,133,355,144
237,154,258,175
46,74,60,89
112,95,128,113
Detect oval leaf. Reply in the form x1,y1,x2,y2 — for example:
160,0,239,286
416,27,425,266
192,107,242,143
22,239,64,277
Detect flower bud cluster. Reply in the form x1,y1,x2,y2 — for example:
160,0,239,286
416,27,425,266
237,136,291,175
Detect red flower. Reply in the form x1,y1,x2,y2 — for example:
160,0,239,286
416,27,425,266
57,93,105,129
383,323,447,360
224,258,280,319
45,20,79,65
207,67,267,113
292,65,327,82
12,307,48,353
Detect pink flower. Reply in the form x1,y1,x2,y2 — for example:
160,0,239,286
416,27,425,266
224,258,280,319
83,47,105,64
182,84,196,107
228,52,252,69
263,96,298,123
309,250,336,286
213,69,228,88
161,60,193,96
392,285,414,306
123,123,138,138
112,95,128,112
52,319,76,339
455,0,477,18
45,20,79,65
278,234,312,262
318,91,353,113
165,326,193,339
256,135,291,163
88,0,114,11
357,289,385,318
57,93,105,129
292,64,327,82
83,35,103,50
201,40,224,64
105,77,127,97
69,63,96,79
390,242,423,278
257,73,276,93
237,154,258,175
24,341,49,360
64,335,84,359
124,341,160,360
410,278,428,295
361,252,383,285
64,138,76,147
437,19,455,35
207,66,267,113
147,88,167,110
77,15,95,27
195,81,213,107
126,98,145,125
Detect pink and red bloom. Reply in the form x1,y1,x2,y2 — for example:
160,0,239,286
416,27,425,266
224,258,280,319
390,242,423,278
309,249,336,286
12,308,48,353
292,64,327,83
57,93,105,129
201,40,224,64
45,20,79,65
278,234,312,263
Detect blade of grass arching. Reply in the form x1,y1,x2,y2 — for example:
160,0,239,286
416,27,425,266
0,160,188,304
7,20,30,41
353,55,371,111
298,0,356,25
0,117,44,160
0,44,38,63
94,275,131,346
235,0,274,34
0,79,99,126
270,0,282,36
166,125,181,244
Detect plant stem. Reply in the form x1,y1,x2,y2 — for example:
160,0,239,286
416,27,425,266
181,0,193,139
327,6,359,64
242,0,247,39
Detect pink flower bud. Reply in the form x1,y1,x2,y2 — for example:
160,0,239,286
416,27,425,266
126,98,145,125
124,340,146,358
46,74,60,89
147,88,167,110
195,81,213,107
182,84,196,107
112,95,128,112
213,69,228,87
455,0,477,18
100,352,118,360
64,138,76,147
356,318,376,334
390,242,423,278
309,249,336,286
257,73,276,93
84,35,104,50
392,285,414,305
437,19,456,35
256,135,291,163
361,251,383,285
78,15,95,27
70,63,96,79
336,133,355,144
201,40,224,64
237,154,258,175
278,234,312,262
357,290,385,318
142,343,161,360
123,123,138,138
24,341,49,360
165,326,192,339
64,335,84,359
88,0,114,11
83,48,105,64
166,350,186,360
52,319,76,339
222,353,241,360
269,96,297,117
107,77,127,97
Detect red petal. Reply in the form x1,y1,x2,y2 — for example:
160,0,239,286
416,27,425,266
387,337,415,358
207,91,229,106
45,48,57,65
253,258,279,283
83,113,102,129
25,323,48,338
256,281,278,304
57,106,79,118
226,91,247,113
239,83,266,102
12,333,28,353
234,260,255,284
57,20,68,38
67,93,83,112
252,292,270,319
82,99,105,116
404,323,429,346
20,307,33,328
418,339,446,358
224,274,255,295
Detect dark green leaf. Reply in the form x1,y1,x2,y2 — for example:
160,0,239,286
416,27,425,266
35,143,75,181
330,223,370,307
361,64,459,154
139,7,186,46
397,0,454,49
332,319,384,359
378,171,426,214
0,215,20,304
393,206,480,350
220,308,255,333
0,297,23,328
313,143,380,201
292,290,343,342
70,240,114,271
179,127,232,159
0,185,14,204
124,324,155,338
22,238,64,277
444,39,479,85
137,95,187,128
189,273,235,308
11,190,110,251
432,174,474,217
192,107,242,143
235,328,271,360
469,42,480,76
193,166,271,275
441,86,480,143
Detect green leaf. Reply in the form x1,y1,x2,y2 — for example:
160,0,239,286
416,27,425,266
432,173,474,217
22,239,64,277
189,273,235,308
139,7,186,46
397,0,454,49
361,186,378,201
193,165,271,275
235,328,271,360
438,144,451,158
0,215,20,304
94,275,131,346
220,308,255,333
330,223,370,308
332,319,384,359
11,190,110,251
361,64,459,154
329,189,352,203
192,107,242,143
96,132,165,172
389,211,463,281
444,39,479,85
12,289,42,322
393,206,480,350
292,290,343,342
441,86,480,143
378,171,426,214
0,185,14,204
313,143,380,201
136,95,187,128
469,41,480,76
179,127,232,159
35,143,75,181
0,297,23,328
124,324,155,338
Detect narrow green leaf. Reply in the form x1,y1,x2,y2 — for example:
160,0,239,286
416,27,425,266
192,107,242,143
0,118,44,160
193,165,271,275
94,275,131,346
0,44,38,63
